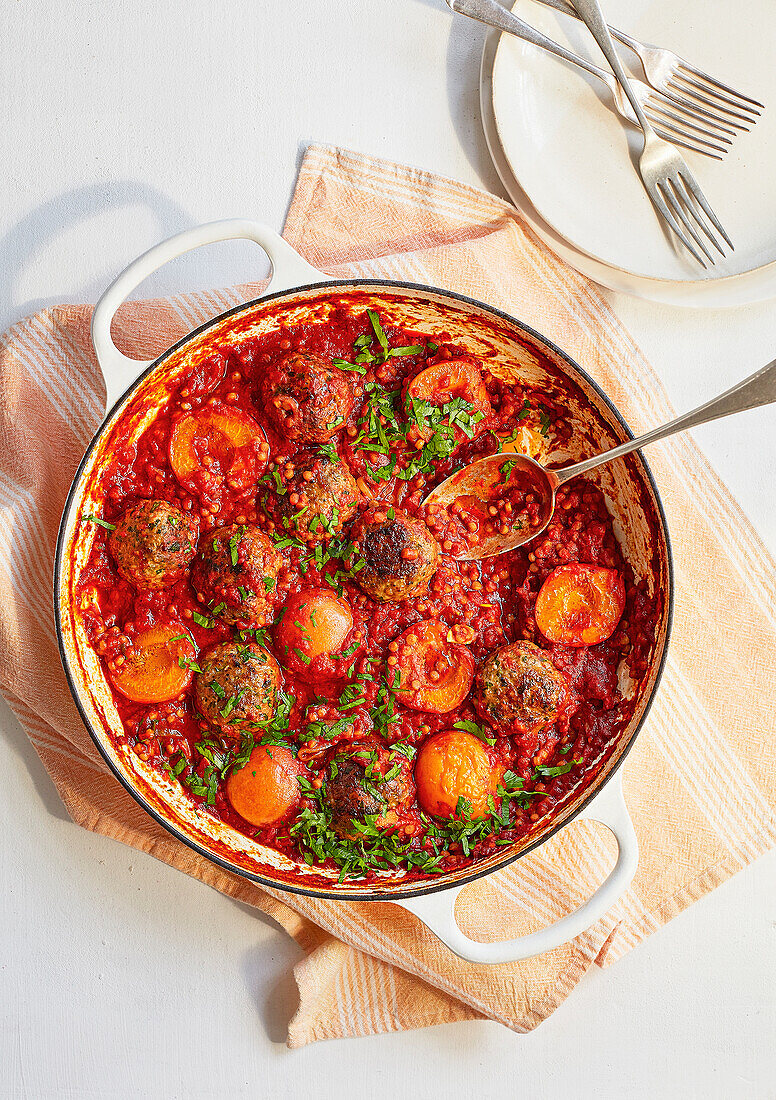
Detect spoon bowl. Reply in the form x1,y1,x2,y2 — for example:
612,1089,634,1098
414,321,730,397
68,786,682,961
424,358,776,561
423,451,559,559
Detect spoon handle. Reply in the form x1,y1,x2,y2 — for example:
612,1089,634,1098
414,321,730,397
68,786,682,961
555,359,776,484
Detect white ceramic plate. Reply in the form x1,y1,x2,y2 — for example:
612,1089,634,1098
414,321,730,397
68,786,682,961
484,0,776,306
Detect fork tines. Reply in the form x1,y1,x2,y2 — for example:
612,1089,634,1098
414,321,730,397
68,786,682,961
653,170,733,268
668,64,764,132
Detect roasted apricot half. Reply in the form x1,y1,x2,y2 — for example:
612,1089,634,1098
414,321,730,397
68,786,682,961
394,619,474,713
415,729,502,818
274,588,354,681
496,423,544,458
169,407,268,488
109,624,195,704
225,744,301,827
535,564,625,646
404,358,492,437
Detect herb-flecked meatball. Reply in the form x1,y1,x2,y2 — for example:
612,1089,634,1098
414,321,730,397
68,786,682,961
477,641,571,734
191,523,282,626
322,742,412,838
260,351,356,443
194,641,280,732
109,499,199,589
275,453,358,543
347,506,439,601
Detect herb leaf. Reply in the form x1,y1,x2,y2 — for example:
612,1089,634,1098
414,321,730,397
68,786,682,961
82,513,116,531
453,718,496,746
367,309,389,359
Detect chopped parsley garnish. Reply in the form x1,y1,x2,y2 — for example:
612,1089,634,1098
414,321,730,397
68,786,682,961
453,718,496,746
220,687,246,720
260,467,286,495
350,375,485,488
82,514,116,530
341,310,426,374
533,759,580,778
305,714,355,741
333,357,368,375
367,309,389,359
177,655,203,674
499,458,518,485
317,441,339,463
388,344,424,358
289,763,538,881
370,666,406,735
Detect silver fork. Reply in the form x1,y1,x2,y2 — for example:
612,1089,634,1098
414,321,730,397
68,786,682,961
571,0,732,266
448,0,736,158
533,0,764,131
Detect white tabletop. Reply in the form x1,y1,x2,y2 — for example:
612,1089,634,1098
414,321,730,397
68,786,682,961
1,2,774,1097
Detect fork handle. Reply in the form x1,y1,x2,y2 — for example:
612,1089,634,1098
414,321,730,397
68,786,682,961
531,0,643,54
447,0,611,81
556,360,776,484
568,0,653,135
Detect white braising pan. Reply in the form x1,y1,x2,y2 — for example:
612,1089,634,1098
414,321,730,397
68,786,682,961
55,221,673,964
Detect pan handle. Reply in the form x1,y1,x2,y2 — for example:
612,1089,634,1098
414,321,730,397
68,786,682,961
393,773,637,964
90,219,326,411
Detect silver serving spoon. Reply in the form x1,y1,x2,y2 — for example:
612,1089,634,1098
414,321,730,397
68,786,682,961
424,360,776,560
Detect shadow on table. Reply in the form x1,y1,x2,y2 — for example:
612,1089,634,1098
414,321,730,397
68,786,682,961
443,6,512,197
380,0,510,199
234,901,306,1045
0,181,193,333
0,696,71,823
2,692,304,1045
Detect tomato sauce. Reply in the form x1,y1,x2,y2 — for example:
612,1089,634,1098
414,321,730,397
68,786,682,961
75,298,659,881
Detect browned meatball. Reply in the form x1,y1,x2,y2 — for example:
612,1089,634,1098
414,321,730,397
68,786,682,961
346,506,439,601
194,641,280,732
477,641,571,734
274,453,358,543
260,351,355,443
191,523,282,626
322,743,412,838
109,499,199,589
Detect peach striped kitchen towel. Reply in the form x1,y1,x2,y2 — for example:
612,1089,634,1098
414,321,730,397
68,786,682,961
1,144,775,1046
